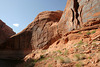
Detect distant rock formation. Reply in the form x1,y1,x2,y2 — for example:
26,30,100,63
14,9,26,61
58,0,100,35
0,20,15,45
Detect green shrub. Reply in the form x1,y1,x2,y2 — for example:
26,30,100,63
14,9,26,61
86,31,91,35
64,57,71,63
78,40,83,44
48,64,52,67
75,63,82,67
75,54,80,60
74,44,77,46
25,59,36,67
55,56,71,63
74,54,85,61
55,56,64,63
88,57,92,59
91,30,96,34
85,44,88,46
78,32,81,34
64,50,68,55
57,50,62,54
41,50,47,53
38,55,45,61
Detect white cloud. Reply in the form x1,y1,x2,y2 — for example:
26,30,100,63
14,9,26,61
13,23,19,27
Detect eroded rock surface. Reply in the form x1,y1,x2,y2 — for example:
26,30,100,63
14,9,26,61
1,10,63,50
58,0,100,35
31,11,63,49
0,11,63,59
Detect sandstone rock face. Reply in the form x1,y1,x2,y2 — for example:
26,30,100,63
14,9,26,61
31,11,63,49
0,11,62,59
0,20,15,45
1,10,63,50
58,0,100,35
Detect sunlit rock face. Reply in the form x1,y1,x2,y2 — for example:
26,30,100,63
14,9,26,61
31,11,63,49
0,20,15,45
58,0,100,35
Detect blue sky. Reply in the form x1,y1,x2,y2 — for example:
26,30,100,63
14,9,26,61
0,0,67,33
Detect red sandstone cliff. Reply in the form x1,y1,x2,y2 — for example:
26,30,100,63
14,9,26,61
22,0,100,67
0,0,100,66
58,0,100,36
1,10,62,50
0,20,15,45
0,10,63,59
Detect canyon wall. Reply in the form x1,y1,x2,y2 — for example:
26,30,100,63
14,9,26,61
0,11,63,59
1,10,62,50
58,0,100,35
0,20,15,45
0,0,100,59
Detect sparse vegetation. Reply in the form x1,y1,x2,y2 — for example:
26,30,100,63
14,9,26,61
78,32,81,34
41,50,47,53
85,44,88,46
93,40,96,42
64,57,71,63
57,50,62,54
86,31,91,35
75,62,82,67
74,44,77,46
24,59,36,67
55,56,64,63
88,57,92,59
74,54,85,61
48,64,52,67
92,43,97,45
55,56,71,63
38,55,46,61
53,51,56,53
64,49,68,55
78,40,83,44
91,30,96,34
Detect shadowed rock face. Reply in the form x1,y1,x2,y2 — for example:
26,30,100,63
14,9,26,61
58,0,100,35
0,20,15,45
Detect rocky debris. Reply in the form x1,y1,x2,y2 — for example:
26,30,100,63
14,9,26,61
57,0,100,36
84,50,91,54
24,28,100,67
0,20,15,45
89,29,100,44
